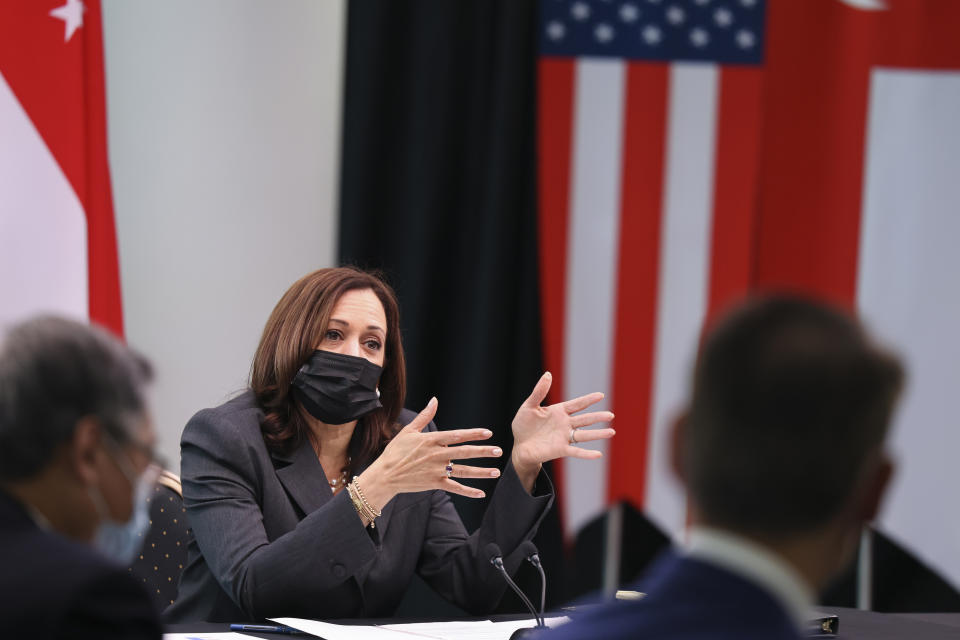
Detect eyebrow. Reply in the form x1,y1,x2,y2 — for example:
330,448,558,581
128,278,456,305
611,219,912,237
328,318,386,334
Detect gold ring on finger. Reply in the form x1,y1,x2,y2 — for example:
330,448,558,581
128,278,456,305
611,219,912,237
445,462,454,478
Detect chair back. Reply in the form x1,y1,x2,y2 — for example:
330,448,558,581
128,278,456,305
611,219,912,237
128,470,191,611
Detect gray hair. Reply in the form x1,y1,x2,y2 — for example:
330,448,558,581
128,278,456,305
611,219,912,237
0,315,153,481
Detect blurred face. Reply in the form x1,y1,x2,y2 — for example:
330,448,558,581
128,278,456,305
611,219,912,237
97,414,158,522
317,288,387,368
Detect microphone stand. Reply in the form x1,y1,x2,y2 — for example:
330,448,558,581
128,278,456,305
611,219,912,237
490,555,544,639
526,551,547,621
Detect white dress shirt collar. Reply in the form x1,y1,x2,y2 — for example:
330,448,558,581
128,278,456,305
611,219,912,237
24,502,54,531
684,526,814,631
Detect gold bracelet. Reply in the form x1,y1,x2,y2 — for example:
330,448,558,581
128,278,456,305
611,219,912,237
352,475,381,521
346,482,374,525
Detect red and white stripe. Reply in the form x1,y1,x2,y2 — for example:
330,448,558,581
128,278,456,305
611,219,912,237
539,0,960,589
539,57,762,537
0,0,123,335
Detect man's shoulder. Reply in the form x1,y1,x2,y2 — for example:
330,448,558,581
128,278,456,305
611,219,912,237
553,603,799,640
0,527,161,637
639,551,783,601
63,563,163,638
3,522,104,574
551,553,802,640
3,525,127,588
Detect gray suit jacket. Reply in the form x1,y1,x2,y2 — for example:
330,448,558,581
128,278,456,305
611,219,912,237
165,392,553,622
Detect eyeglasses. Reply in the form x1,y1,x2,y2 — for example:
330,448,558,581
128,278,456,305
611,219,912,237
101,428,169,477
123,436,169,471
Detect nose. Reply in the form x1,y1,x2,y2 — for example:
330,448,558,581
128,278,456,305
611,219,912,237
343,338,362,358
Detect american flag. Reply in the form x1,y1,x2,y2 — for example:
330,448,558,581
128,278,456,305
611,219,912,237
538,0,767,542
540,0,765,64
536,0,960,592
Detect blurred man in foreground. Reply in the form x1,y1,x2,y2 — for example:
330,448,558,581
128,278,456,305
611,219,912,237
0,316,163,639
551,296,904,640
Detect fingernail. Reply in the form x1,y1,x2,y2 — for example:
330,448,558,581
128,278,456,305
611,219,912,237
482,429,493,438
610,429,616,435
492,447,503,456
477,491,486,498
429,397,437,406
544,371,552,377
490,469,501,478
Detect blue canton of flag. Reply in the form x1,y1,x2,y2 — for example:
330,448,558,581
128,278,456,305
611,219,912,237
540,0,766,65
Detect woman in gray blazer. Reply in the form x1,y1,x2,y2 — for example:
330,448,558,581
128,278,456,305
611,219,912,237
166,267,614,622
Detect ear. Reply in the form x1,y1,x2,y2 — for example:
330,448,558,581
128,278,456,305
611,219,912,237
859,451,894,524
68,417,103,487
670,410,689,486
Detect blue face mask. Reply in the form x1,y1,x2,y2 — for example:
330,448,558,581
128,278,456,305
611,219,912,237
89,443,158,565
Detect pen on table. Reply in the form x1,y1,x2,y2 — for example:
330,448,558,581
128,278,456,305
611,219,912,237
229,624,306,635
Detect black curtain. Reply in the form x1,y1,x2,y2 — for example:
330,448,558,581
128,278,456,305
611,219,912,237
339,0,566,615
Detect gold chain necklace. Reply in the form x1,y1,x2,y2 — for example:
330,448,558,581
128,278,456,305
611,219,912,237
327,456,351,490
328,467,349,489
308,433,351,491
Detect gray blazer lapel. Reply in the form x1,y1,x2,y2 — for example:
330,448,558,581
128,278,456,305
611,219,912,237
273,441,333,516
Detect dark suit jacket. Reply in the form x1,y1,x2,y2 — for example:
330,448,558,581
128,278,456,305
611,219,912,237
549,551,804,640
0,490,162,639
166,391,553,622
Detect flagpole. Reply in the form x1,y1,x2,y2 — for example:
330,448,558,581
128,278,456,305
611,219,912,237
856,527,873,611
603,502,623,597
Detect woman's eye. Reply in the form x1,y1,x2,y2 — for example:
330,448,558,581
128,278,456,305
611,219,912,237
365,340,382,351
325,330,342,341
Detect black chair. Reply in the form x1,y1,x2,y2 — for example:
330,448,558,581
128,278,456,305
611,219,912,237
567,501,671,601
821,527,960,612
128,470,191,611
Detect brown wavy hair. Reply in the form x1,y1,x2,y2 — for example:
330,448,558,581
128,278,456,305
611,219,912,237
250,267,406,471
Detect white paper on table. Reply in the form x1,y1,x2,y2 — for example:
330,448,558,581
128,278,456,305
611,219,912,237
479,615,572,639
273,615,572,640
163,633,259,640
271,617,414,639
380,620,496,639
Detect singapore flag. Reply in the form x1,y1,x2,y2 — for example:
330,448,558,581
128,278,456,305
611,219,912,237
0,0,124,335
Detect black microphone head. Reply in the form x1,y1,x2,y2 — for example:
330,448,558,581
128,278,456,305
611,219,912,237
485,542,504,567
517,540,540,563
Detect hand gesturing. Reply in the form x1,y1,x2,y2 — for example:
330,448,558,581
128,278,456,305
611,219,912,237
510,372,615,471
360,398,503,509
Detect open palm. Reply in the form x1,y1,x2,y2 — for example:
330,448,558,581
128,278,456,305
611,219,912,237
511,372,615,469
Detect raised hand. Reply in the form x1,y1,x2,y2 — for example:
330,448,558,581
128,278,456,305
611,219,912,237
510,372,615,476
357,397,504,512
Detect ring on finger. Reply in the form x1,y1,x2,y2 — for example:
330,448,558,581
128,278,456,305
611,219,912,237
445,462,454,479
569,428,578,444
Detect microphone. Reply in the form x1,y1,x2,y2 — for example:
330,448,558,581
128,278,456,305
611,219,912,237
518,541,546,619
485,542,544,635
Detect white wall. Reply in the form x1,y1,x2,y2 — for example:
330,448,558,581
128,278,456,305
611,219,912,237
101,0,345,470
858,69,960,589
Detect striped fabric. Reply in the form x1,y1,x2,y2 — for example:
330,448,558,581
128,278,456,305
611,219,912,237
0,0,123,335
537,0,960,590
538,0,766,541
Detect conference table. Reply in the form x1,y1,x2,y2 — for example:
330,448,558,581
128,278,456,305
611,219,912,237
165,607,960,639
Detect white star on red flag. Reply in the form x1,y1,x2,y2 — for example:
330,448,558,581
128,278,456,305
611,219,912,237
50,0,85,43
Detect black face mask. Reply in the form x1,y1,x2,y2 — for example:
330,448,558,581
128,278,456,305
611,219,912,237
291,350,383,425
